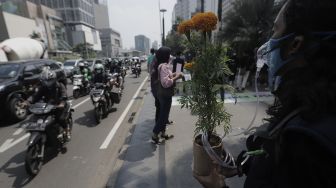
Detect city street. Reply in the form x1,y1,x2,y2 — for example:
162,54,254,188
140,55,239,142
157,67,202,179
0,69,149,188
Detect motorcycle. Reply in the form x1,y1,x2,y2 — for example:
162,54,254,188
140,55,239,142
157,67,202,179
24,101,74,176
121,66,127,82
72,74,90,99
131,64,141,78
111,73,123,102
90,83,110,124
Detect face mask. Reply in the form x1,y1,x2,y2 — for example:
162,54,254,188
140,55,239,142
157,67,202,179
266,33,295,89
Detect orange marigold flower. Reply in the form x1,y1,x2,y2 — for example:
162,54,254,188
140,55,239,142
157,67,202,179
184,62,194,70
192,12,218,32
178,19,195,34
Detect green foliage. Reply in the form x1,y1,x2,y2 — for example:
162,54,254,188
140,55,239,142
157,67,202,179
165,30,187,56
219,0,277,55
179,32,233,136
72,43,97,59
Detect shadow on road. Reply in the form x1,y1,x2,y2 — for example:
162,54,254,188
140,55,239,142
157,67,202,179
75,108,118,127
0,146,67,188
0,150,32,188
74,110,97,128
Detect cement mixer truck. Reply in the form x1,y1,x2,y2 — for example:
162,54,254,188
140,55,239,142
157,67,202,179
0,37,47,62
0,38,66,121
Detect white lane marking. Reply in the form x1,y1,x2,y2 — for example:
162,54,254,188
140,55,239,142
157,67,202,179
0,133,30,153
73,97,90,109
1,97,90,153
13,123,29,136
100,76,148,149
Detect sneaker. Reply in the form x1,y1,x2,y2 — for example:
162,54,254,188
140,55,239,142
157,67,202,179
160,132,174,140
166,121,174,125
151,134,160,144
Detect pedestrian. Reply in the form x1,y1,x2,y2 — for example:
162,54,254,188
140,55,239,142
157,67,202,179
194,0,336,187
172,51,185,73
147,48,155,74
152,47,183,144
172,51,185,94
150,55,174,126
235,51,253,92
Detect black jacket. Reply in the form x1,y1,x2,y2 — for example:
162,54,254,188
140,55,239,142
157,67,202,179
32,82,67,105
173,57,185,73
245,115,336,188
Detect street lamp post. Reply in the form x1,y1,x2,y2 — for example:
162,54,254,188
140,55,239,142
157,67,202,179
160,9,167,46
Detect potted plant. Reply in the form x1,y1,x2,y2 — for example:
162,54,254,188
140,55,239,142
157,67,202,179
178,12,233,176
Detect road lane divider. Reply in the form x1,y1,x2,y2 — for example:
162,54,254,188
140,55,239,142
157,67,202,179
0,134,30,153
100,76,148,150
1,97,91,153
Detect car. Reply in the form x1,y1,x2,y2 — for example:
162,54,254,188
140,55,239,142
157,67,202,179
63,59,86,78
0,59,66,121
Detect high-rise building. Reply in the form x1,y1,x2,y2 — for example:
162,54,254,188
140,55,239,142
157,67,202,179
135,35,150,55
172,0,198,23
27,0,102,51
93,0,122,57
99,28,122,57
93,0,109,29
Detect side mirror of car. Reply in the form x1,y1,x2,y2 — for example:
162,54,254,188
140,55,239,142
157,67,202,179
23,72,34,78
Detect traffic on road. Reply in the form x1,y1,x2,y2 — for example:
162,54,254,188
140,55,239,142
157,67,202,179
0,56,149,188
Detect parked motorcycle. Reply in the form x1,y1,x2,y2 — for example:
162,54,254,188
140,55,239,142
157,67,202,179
90,83,110,124
72,74,90,99
24,101,74,176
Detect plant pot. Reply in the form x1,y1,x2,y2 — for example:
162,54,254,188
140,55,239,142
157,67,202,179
193,134,222,176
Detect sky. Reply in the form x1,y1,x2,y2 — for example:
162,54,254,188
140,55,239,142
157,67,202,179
108,0,176,49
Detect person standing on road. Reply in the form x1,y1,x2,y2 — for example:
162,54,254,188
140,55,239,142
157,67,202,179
194,0,336,187
172,51,185,73
152,47,183,144
147,48,155,74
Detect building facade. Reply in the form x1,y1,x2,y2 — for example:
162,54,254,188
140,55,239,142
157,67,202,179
0,0,72,56
134,35,150,55
93,0,122,57
99,28,122,57
172,0,198,24
27,0,102,51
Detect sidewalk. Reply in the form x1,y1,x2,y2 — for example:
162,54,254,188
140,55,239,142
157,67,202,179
108,87,271,188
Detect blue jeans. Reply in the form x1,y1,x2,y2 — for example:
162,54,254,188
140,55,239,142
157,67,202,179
153,95,172,134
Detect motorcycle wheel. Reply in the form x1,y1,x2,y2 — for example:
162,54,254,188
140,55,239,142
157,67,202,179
73,89,80,99
25,142,43,176
95,105,102,124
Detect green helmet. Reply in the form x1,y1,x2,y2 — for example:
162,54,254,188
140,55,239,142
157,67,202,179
94,63,104,73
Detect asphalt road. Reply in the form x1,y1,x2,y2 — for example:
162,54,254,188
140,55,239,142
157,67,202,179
0,68,149,188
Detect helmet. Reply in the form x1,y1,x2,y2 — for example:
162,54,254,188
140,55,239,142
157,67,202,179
40,67,57,88
94,63,104,74
78,62,85,67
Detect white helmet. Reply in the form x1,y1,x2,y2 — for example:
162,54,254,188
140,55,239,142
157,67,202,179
78,62,85,67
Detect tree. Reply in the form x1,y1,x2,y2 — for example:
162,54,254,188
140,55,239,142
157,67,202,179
72,43,96,59
219,0,279,56
165,30,187,56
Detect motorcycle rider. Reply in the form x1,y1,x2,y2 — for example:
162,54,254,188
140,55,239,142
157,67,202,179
109,59,122,87
31,67,71,141
77,62,91,87
92,64,114,106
